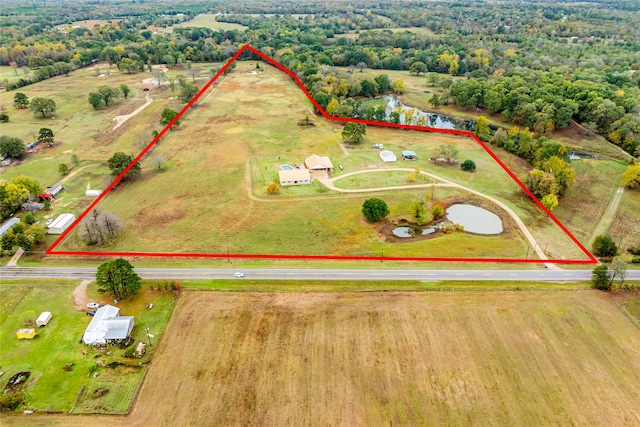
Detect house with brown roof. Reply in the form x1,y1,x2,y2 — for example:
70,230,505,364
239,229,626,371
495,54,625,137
305,154,334,177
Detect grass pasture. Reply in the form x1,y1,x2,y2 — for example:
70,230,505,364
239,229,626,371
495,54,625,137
0,281,174,414
109,291,640,425
48,60,589,261
172,14,248,31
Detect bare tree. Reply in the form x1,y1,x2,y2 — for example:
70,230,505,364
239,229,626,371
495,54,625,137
153,155,167,171
152,70,165,88
80,210,123,245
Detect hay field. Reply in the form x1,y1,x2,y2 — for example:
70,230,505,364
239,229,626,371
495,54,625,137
44,290,640,426
54,61,585,260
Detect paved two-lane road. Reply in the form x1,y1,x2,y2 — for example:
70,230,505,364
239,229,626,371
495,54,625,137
2,266,639,282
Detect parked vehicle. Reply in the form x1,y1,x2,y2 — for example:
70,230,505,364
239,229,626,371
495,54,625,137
372,144,384,149
87,302,100,309
86,310,96,316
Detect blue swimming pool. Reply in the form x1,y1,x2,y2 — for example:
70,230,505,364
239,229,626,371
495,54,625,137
280,164,294,170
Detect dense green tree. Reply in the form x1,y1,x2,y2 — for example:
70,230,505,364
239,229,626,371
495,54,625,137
13,92,29,109
107,152,141,181
0,136,26,159
160,109,180,129
179,83,199,103
120,84,131,99
362,198,389,222
374,74,390,93
29,97,56,117
118,58,137,74
96,258,142,300
38,128,54,146
341,122,367,144
591,264,610,291
0,112,8,123
522,169,558,200
98,85,119,106
461,160,476,172
592,234,618,257
58,163,69,175
409,61,427,76
88,92,104,109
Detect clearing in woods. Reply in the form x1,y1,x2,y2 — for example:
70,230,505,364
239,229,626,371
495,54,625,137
48,47,592,263
10,290,640,426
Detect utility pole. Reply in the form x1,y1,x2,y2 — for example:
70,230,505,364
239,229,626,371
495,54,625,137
145,326,152,347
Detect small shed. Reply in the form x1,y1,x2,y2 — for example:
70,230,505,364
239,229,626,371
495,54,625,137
401,150,417,160
47,214,76,234
86,190,102,197
17,328,36,339
22,202,44,212
380,150,397,162
36,311,52,327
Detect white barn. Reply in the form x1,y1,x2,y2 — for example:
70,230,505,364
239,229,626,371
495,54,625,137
36,311,52,327
380,150,397,162
47,213,76,234
278,169,312,186
83,305,134,345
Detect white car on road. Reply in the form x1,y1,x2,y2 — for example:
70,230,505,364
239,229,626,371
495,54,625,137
234,272,244,278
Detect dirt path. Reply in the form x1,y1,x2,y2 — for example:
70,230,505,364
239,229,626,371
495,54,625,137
6,248,24,266
112,94,152,130
72,280,92,311
60,165,90,184
320,168,553,265
589,186,625,246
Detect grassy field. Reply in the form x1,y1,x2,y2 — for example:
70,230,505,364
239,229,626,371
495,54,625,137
0,281,174,413
46,60,589,260
9,290,638,426
607,188,640,252
172,14,248,31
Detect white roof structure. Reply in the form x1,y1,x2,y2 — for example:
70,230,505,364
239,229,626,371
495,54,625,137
47,213,76,234
305,154,334,171
83,305,135,345
380,150,397,162
278,169,312,185
0,218,20,236
36,311,52,327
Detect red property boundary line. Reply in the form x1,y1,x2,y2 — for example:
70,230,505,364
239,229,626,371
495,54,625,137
47,45,596,264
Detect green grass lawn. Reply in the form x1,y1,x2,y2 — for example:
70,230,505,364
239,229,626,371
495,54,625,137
42,61,585,261
0,281,173,414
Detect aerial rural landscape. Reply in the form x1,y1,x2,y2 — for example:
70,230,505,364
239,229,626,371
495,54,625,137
1,0,639,425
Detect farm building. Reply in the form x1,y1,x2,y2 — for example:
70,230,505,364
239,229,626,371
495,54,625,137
86,189,102,197
402,150,418,160
16,328,36,339
39,182,64,201
36,312,52,327
0,217,20,237
22,202,44,212
47,213,76,234
279,169,312,186
305,154,334,175
380,150,397,162
82,305,135,345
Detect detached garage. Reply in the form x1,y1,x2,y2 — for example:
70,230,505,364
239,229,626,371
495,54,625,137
47,214,76,234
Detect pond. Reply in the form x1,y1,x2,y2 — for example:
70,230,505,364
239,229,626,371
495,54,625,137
392,225,438,238
445,204,503,234
569,151,601,161
370,95,476,131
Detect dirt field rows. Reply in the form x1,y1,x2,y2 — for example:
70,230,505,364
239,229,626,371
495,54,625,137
5,290,640,426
